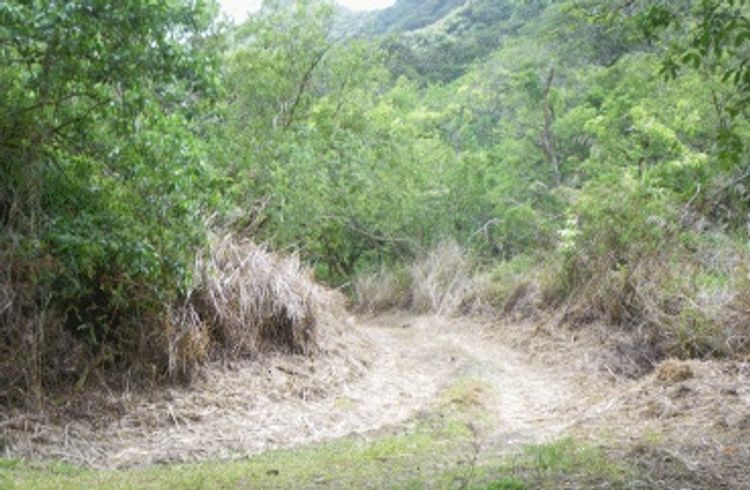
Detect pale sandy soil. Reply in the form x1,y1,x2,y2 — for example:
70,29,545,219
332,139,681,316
2,313,748,487
1,314,610,468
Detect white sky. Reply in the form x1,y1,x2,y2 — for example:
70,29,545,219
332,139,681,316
219,0,396,22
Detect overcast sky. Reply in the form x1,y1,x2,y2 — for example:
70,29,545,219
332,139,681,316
219,0,396,22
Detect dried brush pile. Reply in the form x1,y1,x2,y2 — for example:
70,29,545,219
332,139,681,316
1,233,333,407
162,233,333,382
156,233,333,381
191,234,324,358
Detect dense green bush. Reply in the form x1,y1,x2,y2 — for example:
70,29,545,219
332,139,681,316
0,0,222,402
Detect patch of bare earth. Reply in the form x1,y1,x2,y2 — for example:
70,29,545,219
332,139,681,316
574,359,750,488
1,313,603,468
2,312,749,488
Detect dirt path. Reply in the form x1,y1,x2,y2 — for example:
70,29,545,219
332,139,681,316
3,313,618,469
366,315,617,450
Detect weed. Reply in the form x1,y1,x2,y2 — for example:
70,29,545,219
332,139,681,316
353,240,477,316
354,265,412,313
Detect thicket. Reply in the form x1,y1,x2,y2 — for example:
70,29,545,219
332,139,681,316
336,0,750,361
0,1,325,407
3,0,750,406
0,1,222,405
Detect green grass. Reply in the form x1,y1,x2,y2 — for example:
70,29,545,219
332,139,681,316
0,381,630,490
0,431,453,490
0,435,628,490
476,438,629,490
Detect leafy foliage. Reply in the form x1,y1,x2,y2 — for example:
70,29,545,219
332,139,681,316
218,0,749,290
4,0,750,403
0,0,222,400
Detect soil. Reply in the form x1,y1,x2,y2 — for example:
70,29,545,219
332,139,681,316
2,313,749,486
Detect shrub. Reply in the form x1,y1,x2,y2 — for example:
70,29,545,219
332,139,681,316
548,175,750,360
495,204,556,258
482,254,539,307
0,0,223,407
471,253,563,318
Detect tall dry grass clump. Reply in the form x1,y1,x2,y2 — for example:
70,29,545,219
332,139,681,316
354,240,477,316
190,234,323,359
409,240,475,315
353,266,412,314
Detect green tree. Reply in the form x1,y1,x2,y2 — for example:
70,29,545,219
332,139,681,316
0,0,222,395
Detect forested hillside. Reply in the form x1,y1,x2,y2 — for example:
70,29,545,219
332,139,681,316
3,0,750,488
2,0,750,409
354,0,467,35
225,0,750,363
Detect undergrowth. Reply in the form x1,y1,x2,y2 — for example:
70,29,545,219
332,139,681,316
0,233,330,408
354,239,477,316
354,216,750,366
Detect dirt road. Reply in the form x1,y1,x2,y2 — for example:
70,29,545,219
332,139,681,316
3,314,619,469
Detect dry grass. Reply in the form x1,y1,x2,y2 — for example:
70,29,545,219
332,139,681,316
582,358,750,489
655,359,694,384
0,230,363,466
475,229,750,369
166,232,342,383
3,308,748,487
358,229,750,374
353,240,478,316
559,235,750,361
0,247,80,408
409,240,474,315
0,337,372,469
353,266,411,314
0,232,336,407
191,234,325,358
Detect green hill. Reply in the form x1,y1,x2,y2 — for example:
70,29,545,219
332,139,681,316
338,0,551,83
